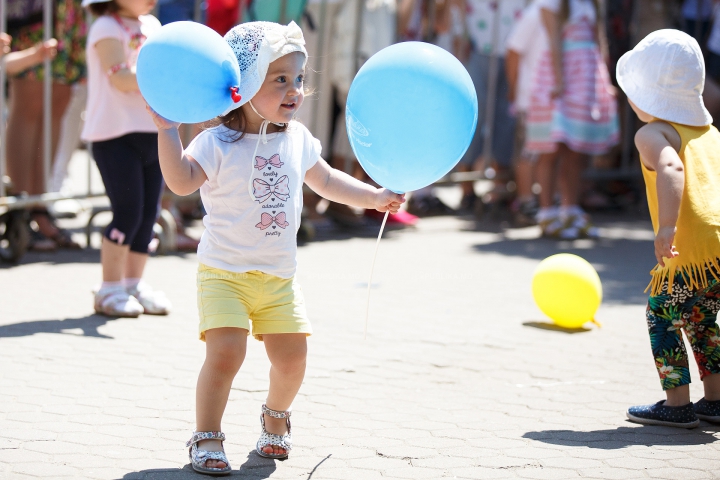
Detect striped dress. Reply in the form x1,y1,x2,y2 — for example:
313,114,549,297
525,18,619,155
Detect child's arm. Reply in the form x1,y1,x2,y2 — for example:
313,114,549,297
95,38,139,93
505,48,520,105
3,39,57,76
540,7,563,98
147,106,208,196
634,122,684,267
304,158,405,213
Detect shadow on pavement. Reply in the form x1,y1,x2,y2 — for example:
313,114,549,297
524,425,720,448
0,313,120,338
120,452,333,479
121,453,279,479
523,321,592,334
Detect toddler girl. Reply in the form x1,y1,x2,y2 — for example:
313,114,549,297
149,21,404,474
617,29,720,428
525,0,619,239
82,0,171,317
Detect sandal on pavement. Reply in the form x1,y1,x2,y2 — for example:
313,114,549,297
94,286,143,318
536,208,564,238
30,209,81,249
256,404,292,459
186,431,231,476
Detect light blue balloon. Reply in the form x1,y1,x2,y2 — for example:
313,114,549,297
346,42,477,193
137,21,241,123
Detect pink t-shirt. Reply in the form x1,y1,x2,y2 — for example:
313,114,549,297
81,14,161,142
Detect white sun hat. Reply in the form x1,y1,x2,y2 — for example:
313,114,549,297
617,29,712,126
223,20,307,111
81,0,110,7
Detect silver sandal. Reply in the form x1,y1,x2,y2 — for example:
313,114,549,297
256,404,292,459
186,431,231,476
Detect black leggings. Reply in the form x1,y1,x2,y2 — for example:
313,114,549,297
92,132,163,254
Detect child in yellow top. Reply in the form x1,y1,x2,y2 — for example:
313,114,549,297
617,29,720,428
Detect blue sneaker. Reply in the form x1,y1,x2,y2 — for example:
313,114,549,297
626,400,699,428
694,398,720,423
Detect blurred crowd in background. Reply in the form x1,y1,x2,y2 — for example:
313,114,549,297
3,0,720,251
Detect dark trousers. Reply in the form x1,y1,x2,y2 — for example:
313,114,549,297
92,132,163,254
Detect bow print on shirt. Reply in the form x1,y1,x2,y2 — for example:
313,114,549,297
253,175,290,203
255,154,284,170
256,212,290,230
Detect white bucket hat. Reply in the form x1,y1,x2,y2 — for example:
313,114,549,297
223,20,307,112
81,0,110,7
616,29,712,126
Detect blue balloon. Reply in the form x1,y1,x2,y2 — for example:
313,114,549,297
137,21,241,123
346,42,477,193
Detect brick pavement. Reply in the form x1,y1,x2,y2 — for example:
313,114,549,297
2,213,720,479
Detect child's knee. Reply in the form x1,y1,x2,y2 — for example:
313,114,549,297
271,347,307,375
205,331,248,375
206,347,245,376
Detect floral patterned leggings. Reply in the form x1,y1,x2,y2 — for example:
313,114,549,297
647,269,720,391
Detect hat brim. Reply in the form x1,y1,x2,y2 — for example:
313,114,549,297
617,49,713,127
81,0,111,7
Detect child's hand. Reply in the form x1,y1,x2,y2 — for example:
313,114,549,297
374,189,405,214
0,33,11,56
34,39,57,61
655,226,679,267
146,104,180,130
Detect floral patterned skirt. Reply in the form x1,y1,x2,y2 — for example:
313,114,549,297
8,0,86,84
647,263,720,391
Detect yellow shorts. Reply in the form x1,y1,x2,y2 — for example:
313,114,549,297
197,264,312,341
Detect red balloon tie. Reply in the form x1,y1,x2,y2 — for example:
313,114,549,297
230,87,241,103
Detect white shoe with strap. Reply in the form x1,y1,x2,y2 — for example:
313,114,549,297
126,281,171,315
94,286,143,317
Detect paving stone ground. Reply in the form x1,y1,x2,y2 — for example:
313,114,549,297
2,201,720,479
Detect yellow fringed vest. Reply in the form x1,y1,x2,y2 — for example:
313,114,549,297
642,121,720,295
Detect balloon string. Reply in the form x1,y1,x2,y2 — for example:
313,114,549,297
364,210,389,340
591,318,603,328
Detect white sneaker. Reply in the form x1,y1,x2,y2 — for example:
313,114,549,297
94,286,143,317
127,282,171,315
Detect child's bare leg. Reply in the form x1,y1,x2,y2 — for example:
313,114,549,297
702,373,720,401
101,237,129,282
556,144,587,208
196,328,247,469
262,333,307,456
665,384,691,406
535,152,557,208
125,251,148,280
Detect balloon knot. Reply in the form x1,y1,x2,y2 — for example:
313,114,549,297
230,86,241,103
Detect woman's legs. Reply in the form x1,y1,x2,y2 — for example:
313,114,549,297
196,327,248,469
6,79,71,195
261,333,308,456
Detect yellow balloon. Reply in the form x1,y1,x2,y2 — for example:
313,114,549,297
531,253,602,328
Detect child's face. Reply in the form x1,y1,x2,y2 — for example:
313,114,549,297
116,0,156,17
628,98,654,123
250,52,306,125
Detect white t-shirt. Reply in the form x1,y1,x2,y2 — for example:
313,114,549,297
81,14,161,142
186,121,321,278
465,0,526,56
506,1,548,111
536,0,596,24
